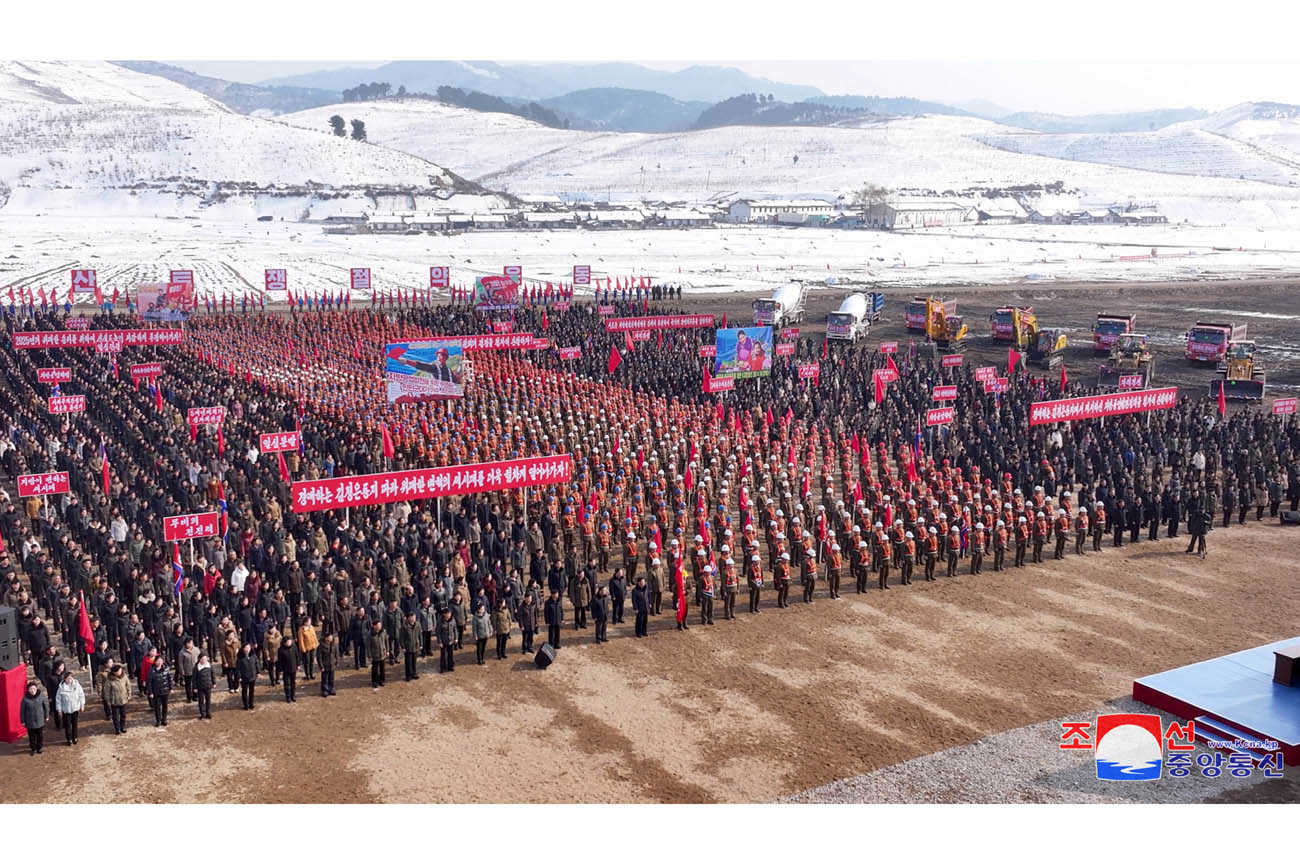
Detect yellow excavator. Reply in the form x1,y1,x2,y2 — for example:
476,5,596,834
925,298,968,350
1211,341,1266,401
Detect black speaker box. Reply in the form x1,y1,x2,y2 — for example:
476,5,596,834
535,643,556,669
0,606,16,646
1280,510,1300,525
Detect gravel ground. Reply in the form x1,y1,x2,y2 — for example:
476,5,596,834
784,695,1300,804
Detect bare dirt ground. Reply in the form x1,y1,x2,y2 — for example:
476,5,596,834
4,279,1298,803
4,522,1297,803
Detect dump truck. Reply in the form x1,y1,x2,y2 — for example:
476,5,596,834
1099,333,1155,388
991,306,1039,349
924,298,968,350
826,293,870,342
1028,328,1068,370
1092,313,1135,351
752,282,806,328
905,296,955,332
1211,340,1266,400
1186,321,1246,363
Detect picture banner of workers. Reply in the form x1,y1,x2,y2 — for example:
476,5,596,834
474,275,519,311
136,282,196,322
384,340,465,402
290,455,573,513
713,326,773,379
1028,386,1179,426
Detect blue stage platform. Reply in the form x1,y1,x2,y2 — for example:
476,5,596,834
1133,637,1300,766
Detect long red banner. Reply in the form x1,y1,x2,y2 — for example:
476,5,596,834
1029,387,1178,426
604,315,714,332
259,431,301,453
926,407,956,426
129,362,165,379
290,455,573,513
434,332,535,351
17,472,69,497
12,329,185,350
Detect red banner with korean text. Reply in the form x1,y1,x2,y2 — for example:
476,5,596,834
290,455,573,513
797,362,820,380
926,407,956,426
129,363,165,380
604,315,714,332
942,354,964,368
186,406,227,426
37,368,72,384
17,472,70,497
259,431,302,453
12,329,185,350
1273,397,1297,416
932,385,958,401
558,347,582,360
163,512,221,542
434,332,535,351
48,395,86,414
1029,387,1178,426
704,376,735,393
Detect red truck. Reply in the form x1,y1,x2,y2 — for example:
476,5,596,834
1185,321,1247,363
905,296,955,331
1092,313,1135,351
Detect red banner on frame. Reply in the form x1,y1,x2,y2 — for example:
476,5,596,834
1028,387,1178,426
17,472,70,497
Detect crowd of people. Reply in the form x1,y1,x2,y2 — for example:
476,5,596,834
3,290,1299,756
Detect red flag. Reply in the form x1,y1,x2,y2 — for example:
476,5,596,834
608,345,622,374
1217,381,1227,416
656,329,663,349
821,337,828,360
886,353,899,378
873,370,886,404
642,296,649,315
153,378,163,411
216,426,225,456
1059,363,1068,392
541,310,549,331
850,431,861,454
1008,347,1021,374
277,451,290,482
100,441,111,497
78,591,95,658
110,287,119,306
624,330,635,353
702,363,712,393
381,422,395,459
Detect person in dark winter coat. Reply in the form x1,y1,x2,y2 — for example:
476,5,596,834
400,612,422,680
366,621,387,687
631,576,650,638
590,586,610,644
544,589,564,649
237,644,259,710
193,654,215,719
147,658,174,726
490,600,511,660
517,595,537,655
21,683,48,754
318,634,338,697
104,665,131,733
435,607,457,673
277,637,300,702
608,568,626,624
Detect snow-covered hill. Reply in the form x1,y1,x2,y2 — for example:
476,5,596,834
282,100,1300,226
0,61,484,216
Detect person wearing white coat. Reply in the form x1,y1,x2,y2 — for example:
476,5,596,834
54,672,86,746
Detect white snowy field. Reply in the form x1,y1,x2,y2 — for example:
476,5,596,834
282,101,1300,226
3,217,1299,301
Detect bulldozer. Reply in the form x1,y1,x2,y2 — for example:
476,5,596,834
1027,328,1068,369
1211,341,1266,401
1098,333,1155,388
925,298,968,350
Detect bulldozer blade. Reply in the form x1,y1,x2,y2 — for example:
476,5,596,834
1217,378,1266,401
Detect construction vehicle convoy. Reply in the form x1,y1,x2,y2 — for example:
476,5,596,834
1099,333,1155,388
923,298,968,350
905,296,956,332
1186,321,1247,363
752,282,807,329
1212,340,1267,401
1092,313,1136,351
825,293,883,342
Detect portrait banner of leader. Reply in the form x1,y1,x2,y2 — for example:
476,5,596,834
384,339,465,402
713,327,773,379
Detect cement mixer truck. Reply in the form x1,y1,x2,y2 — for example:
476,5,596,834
752,282,807,329
826,293,870,342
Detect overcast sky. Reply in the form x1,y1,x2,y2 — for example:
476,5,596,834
177,59,1300,115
